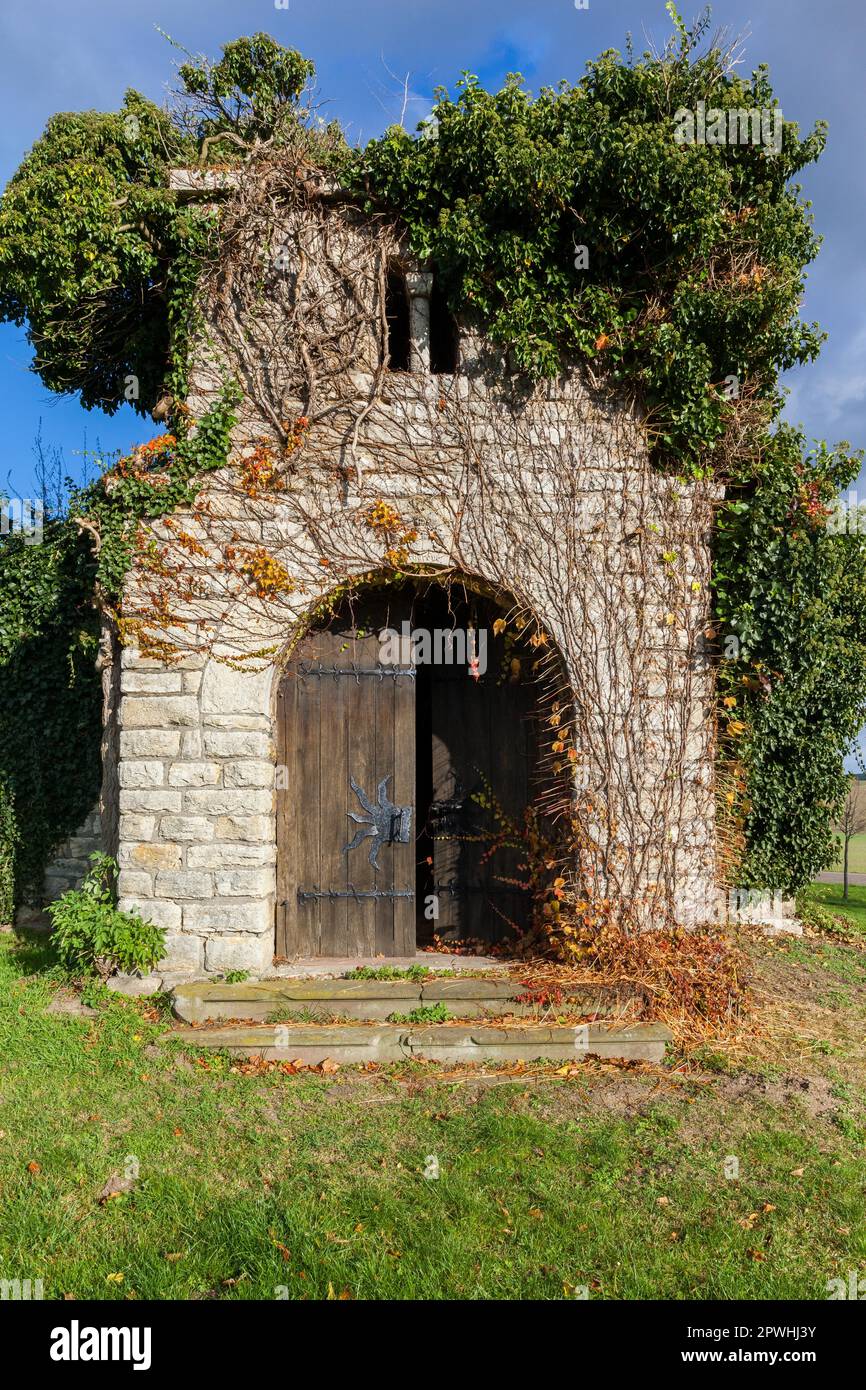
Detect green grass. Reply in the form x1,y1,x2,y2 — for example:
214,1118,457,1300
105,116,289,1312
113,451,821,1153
804,881,866,934
344,964,433,981
1,932,865,1300
387,1002,453,1024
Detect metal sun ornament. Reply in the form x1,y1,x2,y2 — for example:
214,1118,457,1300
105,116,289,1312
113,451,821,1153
343,775,412,869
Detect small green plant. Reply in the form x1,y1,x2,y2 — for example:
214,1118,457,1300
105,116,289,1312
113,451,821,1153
345,964,432,981
47,853,165,978
795,889,858,938
223,969,250,983
388,1002,453,1024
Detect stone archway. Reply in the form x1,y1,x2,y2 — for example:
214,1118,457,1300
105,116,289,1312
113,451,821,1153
273,578,565,960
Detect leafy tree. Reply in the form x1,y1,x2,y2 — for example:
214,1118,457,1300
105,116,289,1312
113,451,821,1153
0,92,193,414
176,32,316,150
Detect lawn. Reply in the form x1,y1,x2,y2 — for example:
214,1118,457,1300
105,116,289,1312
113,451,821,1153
826,831,866,875
1,928,865,1300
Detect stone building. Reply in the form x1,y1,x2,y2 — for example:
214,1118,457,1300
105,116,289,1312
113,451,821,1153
42,166,726,979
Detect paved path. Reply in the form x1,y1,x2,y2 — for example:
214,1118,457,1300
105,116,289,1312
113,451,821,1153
816,871,866,887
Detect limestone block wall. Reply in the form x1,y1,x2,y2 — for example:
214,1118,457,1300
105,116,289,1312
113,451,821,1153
112,197,724,978
114,381,723,976
116,652,276,977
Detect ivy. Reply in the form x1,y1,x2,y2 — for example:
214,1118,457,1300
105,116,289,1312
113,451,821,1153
0,92,194,414
713,429,866,891
0,524,102,906
75,382,242,602
353,24,825,467
0,775,17,922
0,34,317,416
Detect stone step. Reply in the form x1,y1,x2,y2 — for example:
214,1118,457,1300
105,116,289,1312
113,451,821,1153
165,1020,672,1065
171,976,638,1024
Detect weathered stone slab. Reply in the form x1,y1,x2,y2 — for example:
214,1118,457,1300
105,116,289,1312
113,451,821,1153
106,973,163,998
165,1020,671,1064
421,978,516,1001
170,975,648,1024
173,977,422,1023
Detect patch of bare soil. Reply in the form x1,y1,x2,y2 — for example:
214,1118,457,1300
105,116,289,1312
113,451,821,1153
45,988,98,1019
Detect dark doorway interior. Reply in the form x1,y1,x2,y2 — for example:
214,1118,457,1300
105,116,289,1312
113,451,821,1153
429,278,459,374
412,586,541,947
383,265,411,371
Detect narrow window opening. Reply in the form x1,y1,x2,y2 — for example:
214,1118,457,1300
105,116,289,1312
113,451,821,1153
429,279,459,374
383,265,411,371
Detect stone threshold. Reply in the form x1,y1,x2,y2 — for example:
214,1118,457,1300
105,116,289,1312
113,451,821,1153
171,976,639,1024
268,953,510,978
165,1021,672,1065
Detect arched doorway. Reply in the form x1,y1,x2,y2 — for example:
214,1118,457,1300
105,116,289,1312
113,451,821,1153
275,580,561,958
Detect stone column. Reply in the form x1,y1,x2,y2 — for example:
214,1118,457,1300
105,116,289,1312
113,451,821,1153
406,271,433,374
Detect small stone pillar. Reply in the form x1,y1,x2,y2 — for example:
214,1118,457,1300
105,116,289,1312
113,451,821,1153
406,271,433,373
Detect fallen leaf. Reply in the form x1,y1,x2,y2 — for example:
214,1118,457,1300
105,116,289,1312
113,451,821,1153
98,1172,136,1204
106,1272,124,1284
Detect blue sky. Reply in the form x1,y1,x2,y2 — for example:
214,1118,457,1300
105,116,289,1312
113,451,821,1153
1,0,864,757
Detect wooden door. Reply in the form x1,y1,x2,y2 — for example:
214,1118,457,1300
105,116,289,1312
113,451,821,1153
276,603,416,958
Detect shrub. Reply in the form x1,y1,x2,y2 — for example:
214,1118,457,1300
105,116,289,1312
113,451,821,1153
794,889,856,938
47,853,165,978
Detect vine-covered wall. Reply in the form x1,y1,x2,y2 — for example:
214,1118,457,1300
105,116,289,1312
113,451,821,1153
1,15,864,916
